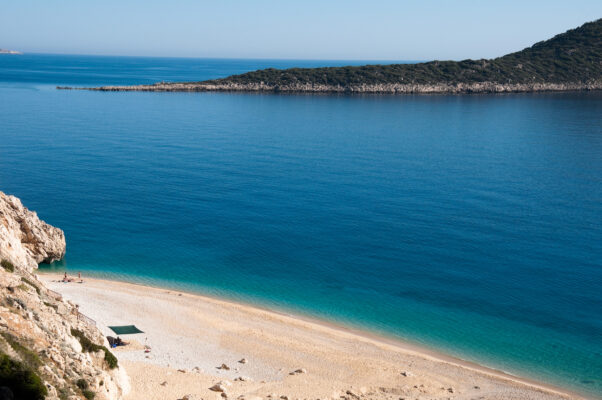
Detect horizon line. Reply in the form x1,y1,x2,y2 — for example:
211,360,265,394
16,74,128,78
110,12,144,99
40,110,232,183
7,51,431,63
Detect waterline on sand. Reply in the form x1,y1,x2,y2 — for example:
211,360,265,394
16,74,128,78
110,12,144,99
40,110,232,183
40,271,587,399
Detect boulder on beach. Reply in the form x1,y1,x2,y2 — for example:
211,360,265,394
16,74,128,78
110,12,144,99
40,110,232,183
210,380,232,392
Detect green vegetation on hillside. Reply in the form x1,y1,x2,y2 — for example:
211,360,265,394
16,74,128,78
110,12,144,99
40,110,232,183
76,378,96,399
21,277,41,295
204,19,601,87
0,353,47,400
0,332,41,371
0,333,46,400
1,259,15,272
71,329,118,369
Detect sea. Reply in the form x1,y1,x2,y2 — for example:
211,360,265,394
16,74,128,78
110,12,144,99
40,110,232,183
0,53,601,397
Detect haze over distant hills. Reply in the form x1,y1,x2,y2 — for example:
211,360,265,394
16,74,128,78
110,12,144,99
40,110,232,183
75,18,602,94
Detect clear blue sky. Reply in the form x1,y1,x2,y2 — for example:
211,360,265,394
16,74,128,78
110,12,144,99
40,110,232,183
2,0,601,60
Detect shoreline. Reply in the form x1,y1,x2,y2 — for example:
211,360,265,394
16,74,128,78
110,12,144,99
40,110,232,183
39,272,585,400
57,81,602,94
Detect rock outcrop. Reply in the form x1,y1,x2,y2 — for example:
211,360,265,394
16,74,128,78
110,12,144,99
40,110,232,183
0,191,128,400
0,192,66,271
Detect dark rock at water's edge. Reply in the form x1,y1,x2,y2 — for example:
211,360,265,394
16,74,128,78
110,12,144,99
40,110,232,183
0,192,66,270
63,18,602,94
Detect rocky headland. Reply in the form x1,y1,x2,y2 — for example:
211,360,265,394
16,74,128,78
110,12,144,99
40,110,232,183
66,80,602,94
0,191,128,400
60,19,602,95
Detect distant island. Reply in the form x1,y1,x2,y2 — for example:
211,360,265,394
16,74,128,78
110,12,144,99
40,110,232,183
0,49,22,55
65,18,601,94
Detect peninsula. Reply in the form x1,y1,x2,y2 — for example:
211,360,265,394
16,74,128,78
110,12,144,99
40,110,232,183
66,18,601,94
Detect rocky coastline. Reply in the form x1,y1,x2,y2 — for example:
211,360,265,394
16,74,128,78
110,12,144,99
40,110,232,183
58,80,602,94
56,19,602,96
0,191,129,400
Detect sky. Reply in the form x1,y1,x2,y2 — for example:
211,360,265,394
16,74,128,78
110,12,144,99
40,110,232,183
1,0,601,60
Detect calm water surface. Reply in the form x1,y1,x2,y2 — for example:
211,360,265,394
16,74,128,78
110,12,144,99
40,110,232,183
1,54,601,397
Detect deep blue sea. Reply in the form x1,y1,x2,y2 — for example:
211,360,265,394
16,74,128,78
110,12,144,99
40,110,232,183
1,54,601,397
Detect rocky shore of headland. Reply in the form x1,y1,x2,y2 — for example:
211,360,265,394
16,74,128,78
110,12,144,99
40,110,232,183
57,19,602,96
0,191,129,400
58,80,602,94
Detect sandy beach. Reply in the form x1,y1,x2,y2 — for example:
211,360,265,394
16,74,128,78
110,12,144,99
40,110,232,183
40,273,580,400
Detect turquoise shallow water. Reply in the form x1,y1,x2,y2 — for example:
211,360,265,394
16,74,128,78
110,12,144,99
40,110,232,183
1,54,601,397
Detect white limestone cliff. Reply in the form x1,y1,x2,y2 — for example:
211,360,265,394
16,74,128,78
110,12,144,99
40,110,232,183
0,191,66,271
0,190,129,400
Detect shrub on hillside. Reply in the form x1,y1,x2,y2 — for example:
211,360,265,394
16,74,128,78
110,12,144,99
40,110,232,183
0,353,47,400
0,259,15,272
76,378,89,390
70,329,118,369
0,332,41,370
21,277,41,295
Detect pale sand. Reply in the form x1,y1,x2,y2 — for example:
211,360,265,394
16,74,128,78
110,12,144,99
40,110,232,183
40,274,581,400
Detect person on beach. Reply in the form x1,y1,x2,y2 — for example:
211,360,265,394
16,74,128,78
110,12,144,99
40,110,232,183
62,272,76,283
78,271,83,283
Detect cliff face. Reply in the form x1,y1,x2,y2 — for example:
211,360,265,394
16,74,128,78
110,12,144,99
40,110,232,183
0,192,66,271
0,191,128,400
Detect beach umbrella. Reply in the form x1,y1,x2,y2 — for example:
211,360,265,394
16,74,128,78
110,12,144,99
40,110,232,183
108,325,144,335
